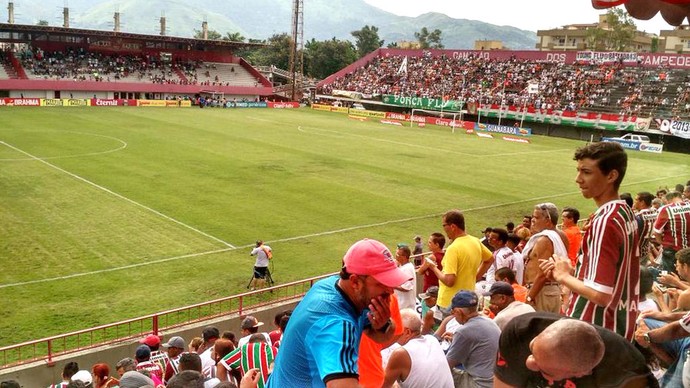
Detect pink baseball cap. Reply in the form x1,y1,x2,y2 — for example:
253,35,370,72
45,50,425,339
343,239,412,288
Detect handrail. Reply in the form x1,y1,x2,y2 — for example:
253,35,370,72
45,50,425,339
0,251,432,370
0,272,337,370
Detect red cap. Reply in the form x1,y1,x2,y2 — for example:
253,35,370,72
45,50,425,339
343,239,412,288
139,334,161,347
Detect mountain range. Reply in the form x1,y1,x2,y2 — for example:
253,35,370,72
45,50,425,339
9,0,537,49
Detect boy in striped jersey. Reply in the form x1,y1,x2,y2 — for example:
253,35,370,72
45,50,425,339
540,142,639,341
633,191,658,265
653,191,690,274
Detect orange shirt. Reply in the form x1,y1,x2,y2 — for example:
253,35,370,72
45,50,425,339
563,225,583,267
512,283,528,303
357,295,403,388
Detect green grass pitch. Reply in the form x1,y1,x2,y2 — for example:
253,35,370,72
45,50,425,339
0,106,687,346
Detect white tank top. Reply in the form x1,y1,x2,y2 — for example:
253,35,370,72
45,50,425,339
399,335,454,388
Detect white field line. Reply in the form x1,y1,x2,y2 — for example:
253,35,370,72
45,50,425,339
296,125,571,157
0,248,236,289
0,140,236,249
0,131,128,161
1,172,684,289
246,115,569,158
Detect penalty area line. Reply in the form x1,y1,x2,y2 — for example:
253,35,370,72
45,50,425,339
0,140,236,249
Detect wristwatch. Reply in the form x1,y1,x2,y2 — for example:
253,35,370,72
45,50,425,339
526,295,534,303
377,319,392,333
643,332,652,344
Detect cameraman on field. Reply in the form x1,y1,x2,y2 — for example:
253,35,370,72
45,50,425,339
250,240,272,290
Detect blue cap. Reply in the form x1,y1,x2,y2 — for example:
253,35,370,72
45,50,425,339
135,344,151,360
451,290,478,308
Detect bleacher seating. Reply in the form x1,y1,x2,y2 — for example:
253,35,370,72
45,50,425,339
13,47,262,88
0,50,15,79
195,62,260,87
318,53,690,120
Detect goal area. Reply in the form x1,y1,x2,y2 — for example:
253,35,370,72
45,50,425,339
410,108,463,132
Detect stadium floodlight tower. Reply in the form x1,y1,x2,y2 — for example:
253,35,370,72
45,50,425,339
289,0,304,101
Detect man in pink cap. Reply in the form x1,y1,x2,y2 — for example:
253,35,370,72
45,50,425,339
267,238,412,388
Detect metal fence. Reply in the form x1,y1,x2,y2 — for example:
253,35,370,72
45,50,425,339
0,272,335,370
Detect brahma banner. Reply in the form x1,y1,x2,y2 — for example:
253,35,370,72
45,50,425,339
0,98,41,106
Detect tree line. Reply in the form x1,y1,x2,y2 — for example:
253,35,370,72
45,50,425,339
193,25,443,79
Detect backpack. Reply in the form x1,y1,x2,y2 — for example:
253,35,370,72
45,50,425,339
262,246,272,260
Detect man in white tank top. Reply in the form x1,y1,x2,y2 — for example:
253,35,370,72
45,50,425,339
382,309,454,388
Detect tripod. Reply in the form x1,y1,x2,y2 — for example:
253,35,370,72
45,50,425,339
246,263,275,290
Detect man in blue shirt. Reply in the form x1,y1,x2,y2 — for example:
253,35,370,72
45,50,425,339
267,239,412,388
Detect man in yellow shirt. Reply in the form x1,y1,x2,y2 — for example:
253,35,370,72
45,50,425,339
420,209,493,311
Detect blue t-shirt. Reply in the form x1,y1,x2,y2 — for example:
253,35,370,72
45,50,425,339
267,275,369,387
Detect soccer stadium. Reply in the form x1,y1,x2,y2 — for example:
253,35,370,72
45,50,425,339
1,1,690,387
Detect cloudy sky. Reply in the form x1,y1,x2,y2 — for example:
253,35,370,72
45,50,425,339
362,0,671,34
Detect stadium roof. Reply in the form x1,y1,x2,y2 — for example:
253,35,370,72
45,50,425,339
0,23,264,50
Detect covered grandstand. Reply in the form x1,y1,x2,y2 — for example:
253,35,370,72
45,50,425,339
0,23,276,101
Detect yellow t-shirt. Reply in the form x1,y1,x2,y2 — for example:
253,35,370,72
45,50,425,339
437,235,492,308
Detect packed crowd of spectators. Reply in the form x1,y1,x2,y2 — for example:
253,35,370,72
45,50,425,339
18,47,183,84
13,47,252,87
16,313,292,388
319,53,690,119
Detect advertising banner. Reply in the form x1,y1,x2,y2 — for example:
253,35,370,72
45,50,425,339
41,99,63,107
639,143,664,153
382,95,464,111
138,100,167,107
91,99,121,106
0,98,41,106
312,104,332,112
384,112,474,129
602,137,643,151
63,99,90,107
225,101,268,108
475,123,532,136
312,103,349,113
268,101,300,109
602,137,663,153
348,109,386,118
